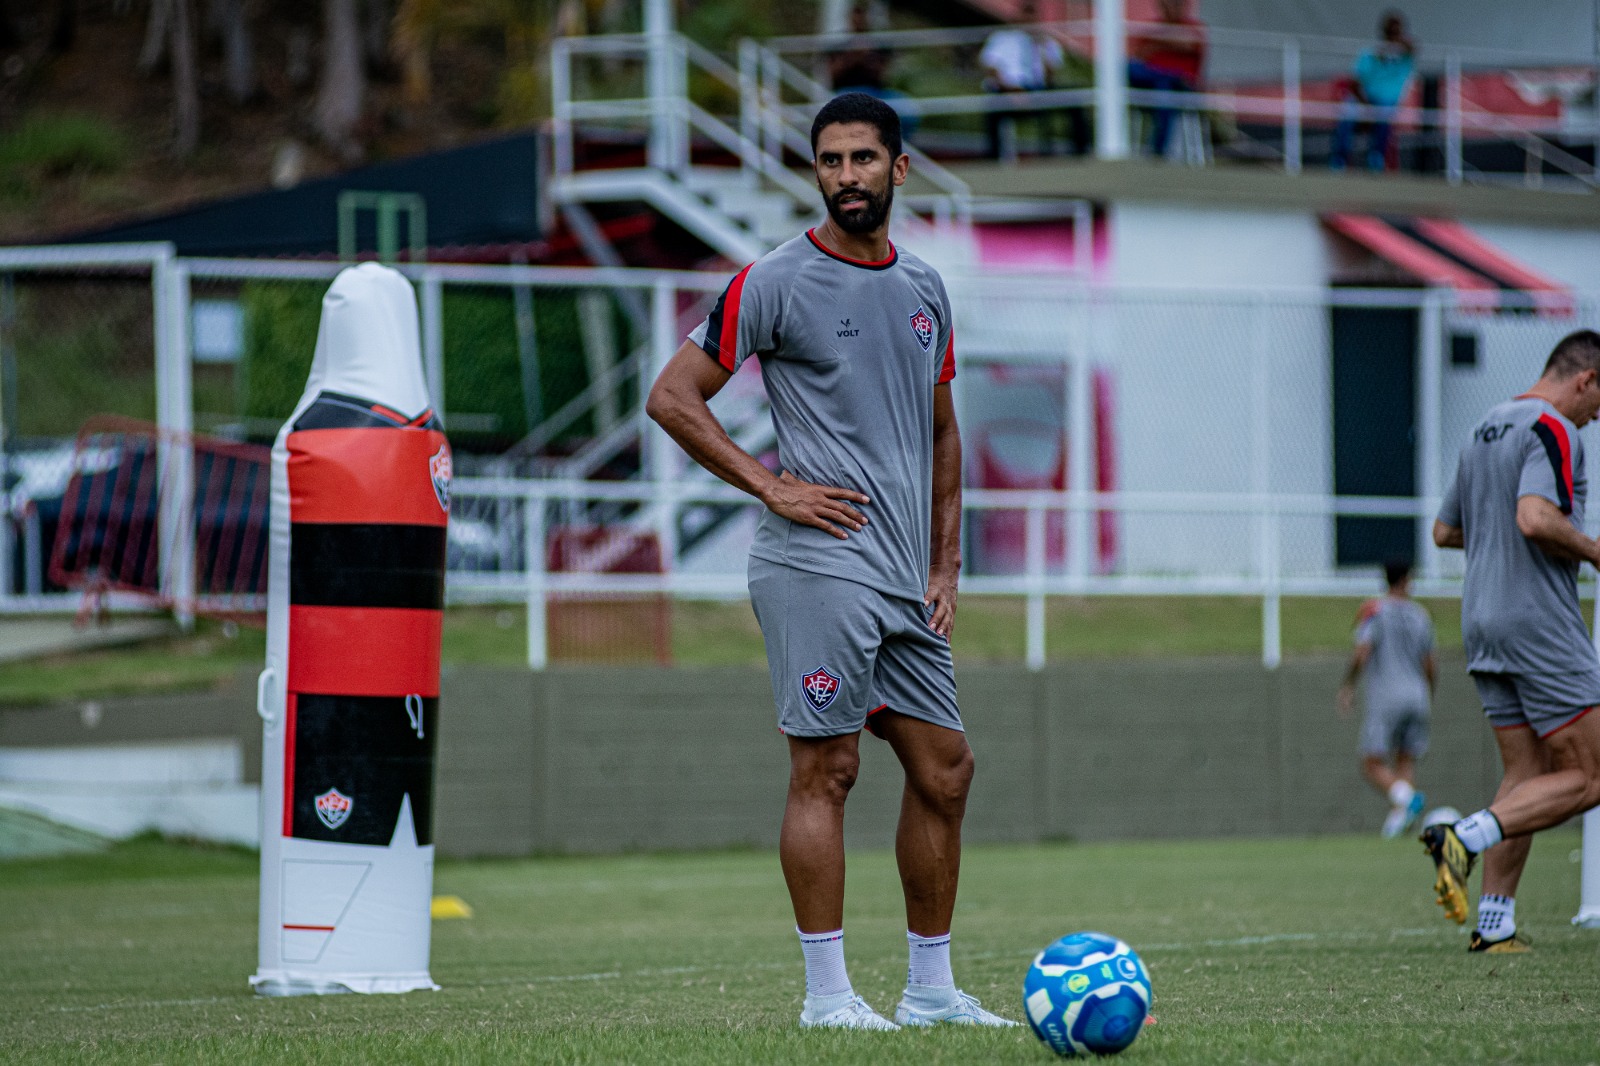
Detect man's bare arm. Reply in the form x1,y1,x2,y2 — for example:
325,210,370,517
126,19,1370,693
1337,643,1369,718
1516,495,1600,566
925,383,962,638
645,340,870,540
1432,520,1464,549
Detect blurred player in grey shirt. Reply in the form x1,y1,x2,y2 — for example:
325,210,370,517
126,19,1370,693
1339,560,1436,838
1425,329,1600,952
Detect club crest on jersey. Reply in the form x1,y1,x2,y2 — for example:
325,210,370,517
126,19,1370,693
429,444,452,513
315,788,353,830
908,306,935,352
801,666,842,711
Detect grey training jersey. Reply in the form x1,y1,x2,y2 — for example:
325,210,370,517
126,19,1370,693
1438,396,1597,674
689,230,956,601
1354,596,1434,713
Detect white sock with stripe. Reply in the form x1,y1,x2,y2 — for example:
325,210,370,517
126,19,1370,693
797,928,852,1000
906,930,954,989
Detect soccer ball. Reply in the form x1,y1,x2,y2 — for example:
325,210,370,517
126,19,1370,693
1023,931,1151,1057
1422,806,1462,831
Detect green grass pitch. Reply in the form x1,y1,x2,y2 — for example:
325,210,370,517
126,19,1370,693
1,832,1595,1064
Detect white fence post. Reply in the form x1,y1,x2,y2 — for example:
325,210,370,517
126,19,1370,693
650,280,679,569
1282,39,1302,175
1025,496,1047,671
1445,51,1464,185
525,488,548,670
1092,0,1129,160
1417,293,1445,580
1252,296,1278,668
153,250,195,631
419,269,445,422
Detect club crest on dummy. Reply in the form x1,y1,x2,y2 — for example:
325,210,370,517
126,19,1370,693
430,445,452,513
315,789,353,830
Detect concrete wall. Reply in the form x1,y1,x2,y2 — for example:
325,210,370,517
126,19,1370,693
0,658,1502,858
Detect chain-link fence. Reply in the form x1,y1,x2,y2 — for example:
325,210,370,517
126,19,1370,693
3,248,1595,666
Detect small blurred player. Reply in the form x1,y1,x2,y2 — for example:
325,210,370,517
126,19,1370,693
646,93,1015,1031
1427,329,1600,952
1338,560,1436,838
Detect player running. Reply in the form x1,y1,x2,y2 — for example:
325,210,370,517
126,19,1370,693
1426,329,1600,952
646,93,1016,1031
1338,560,1436,838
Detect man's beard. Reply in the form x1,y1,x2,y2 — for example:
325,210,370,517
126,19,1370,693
822,182,894,234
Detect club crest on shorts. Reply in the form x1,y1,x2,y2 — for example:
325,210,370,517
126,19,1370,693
429,444,452,513
908,306,935,352
801,666,842,712
315,788,353,830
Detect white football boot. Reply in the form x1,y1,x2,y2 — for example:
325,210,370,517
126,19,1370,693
799,991,901,1030
894,985,1021,1027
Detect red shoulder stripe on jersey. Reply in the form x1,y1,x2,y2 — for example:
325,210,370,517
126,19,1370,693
706,265,752,372
1532,413,1574,514
938,327,956,384
1356,598,1381,625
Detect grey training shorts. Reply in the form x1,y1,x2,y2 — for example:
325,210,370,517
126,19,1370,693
748,557,962,739
1471,669,1600,738
1359,702,1430,759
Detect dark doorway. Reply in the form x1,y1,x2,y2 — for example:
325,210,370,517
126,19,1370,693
1332,305,1418,566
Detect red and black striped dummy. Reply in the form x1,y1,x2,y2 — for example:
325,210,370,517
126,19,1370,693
283,393,449,846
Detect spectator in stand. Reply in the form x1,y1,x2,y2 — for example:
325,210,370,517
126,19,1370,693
829,2,891,95
829,3,919,139
1127,0,1208,158
1331,10,1416,172
980,0,1075,158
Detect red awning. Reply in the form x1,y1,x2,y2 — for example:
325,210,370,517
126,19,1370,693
1323,213,1573,316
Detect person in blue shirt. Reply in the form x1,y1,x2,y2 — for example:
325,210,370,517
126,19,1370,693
1331,10,1415,171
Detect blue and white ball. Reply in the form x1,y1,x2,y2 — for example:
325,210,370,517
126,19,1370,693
1023,932,1151,1057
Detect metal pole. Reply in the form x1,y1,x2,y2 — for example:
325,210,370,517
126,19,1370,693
525,489,548,670
1417,293,1444,580
1092,0,1129,160
1067,353,1093,587
1445,50,1463,186
153,251,196,630
1283,39,1302,175
1025,497,1047,671
419,269,445,423
645,0,674,175
1252,296,1278,669
0,273,15,601
650,280,680,569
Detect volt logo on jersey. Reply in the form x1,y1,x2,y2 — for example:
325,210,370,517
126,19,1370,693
908,307,934,352
801,666,842,711
315,788,353,830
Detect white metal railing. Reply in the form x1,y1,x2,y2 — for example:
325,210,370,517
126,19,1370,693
450,476,1489,672
761,18,1600,187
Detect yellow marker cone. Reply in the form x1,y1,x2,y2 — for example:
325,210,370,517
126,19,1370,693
430,895,474,919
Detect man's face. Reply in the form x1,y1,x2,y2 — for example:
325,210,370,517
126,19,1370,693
812,121,906,235
1574,370,1600,426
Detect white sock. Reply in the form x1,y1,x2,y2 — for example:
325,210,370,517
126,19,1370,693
1387,780,1415,807
906,930,954,989
1476,894,1516,939
797,928,851,1000
1454,810,1504,854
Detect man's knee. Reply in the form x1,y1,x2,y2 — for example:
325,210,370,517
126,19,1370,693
791,745,861,804
914,742,975,812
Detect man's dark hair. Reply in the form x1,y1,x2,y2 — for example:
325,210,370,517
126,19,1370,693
1384,558,1412,588
810,92,902,159
1542,329,1600,380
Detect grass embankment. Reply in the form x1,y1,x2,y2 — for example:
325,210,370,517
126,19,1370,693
0,832,1590,1064
0,596,1462,707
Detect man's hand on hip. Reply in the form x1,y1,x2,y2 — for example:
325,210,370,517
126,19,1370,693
762,471,870,540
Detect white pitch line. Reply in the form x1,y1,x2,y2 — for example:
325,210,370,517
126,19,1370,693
38,927,1452,1015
